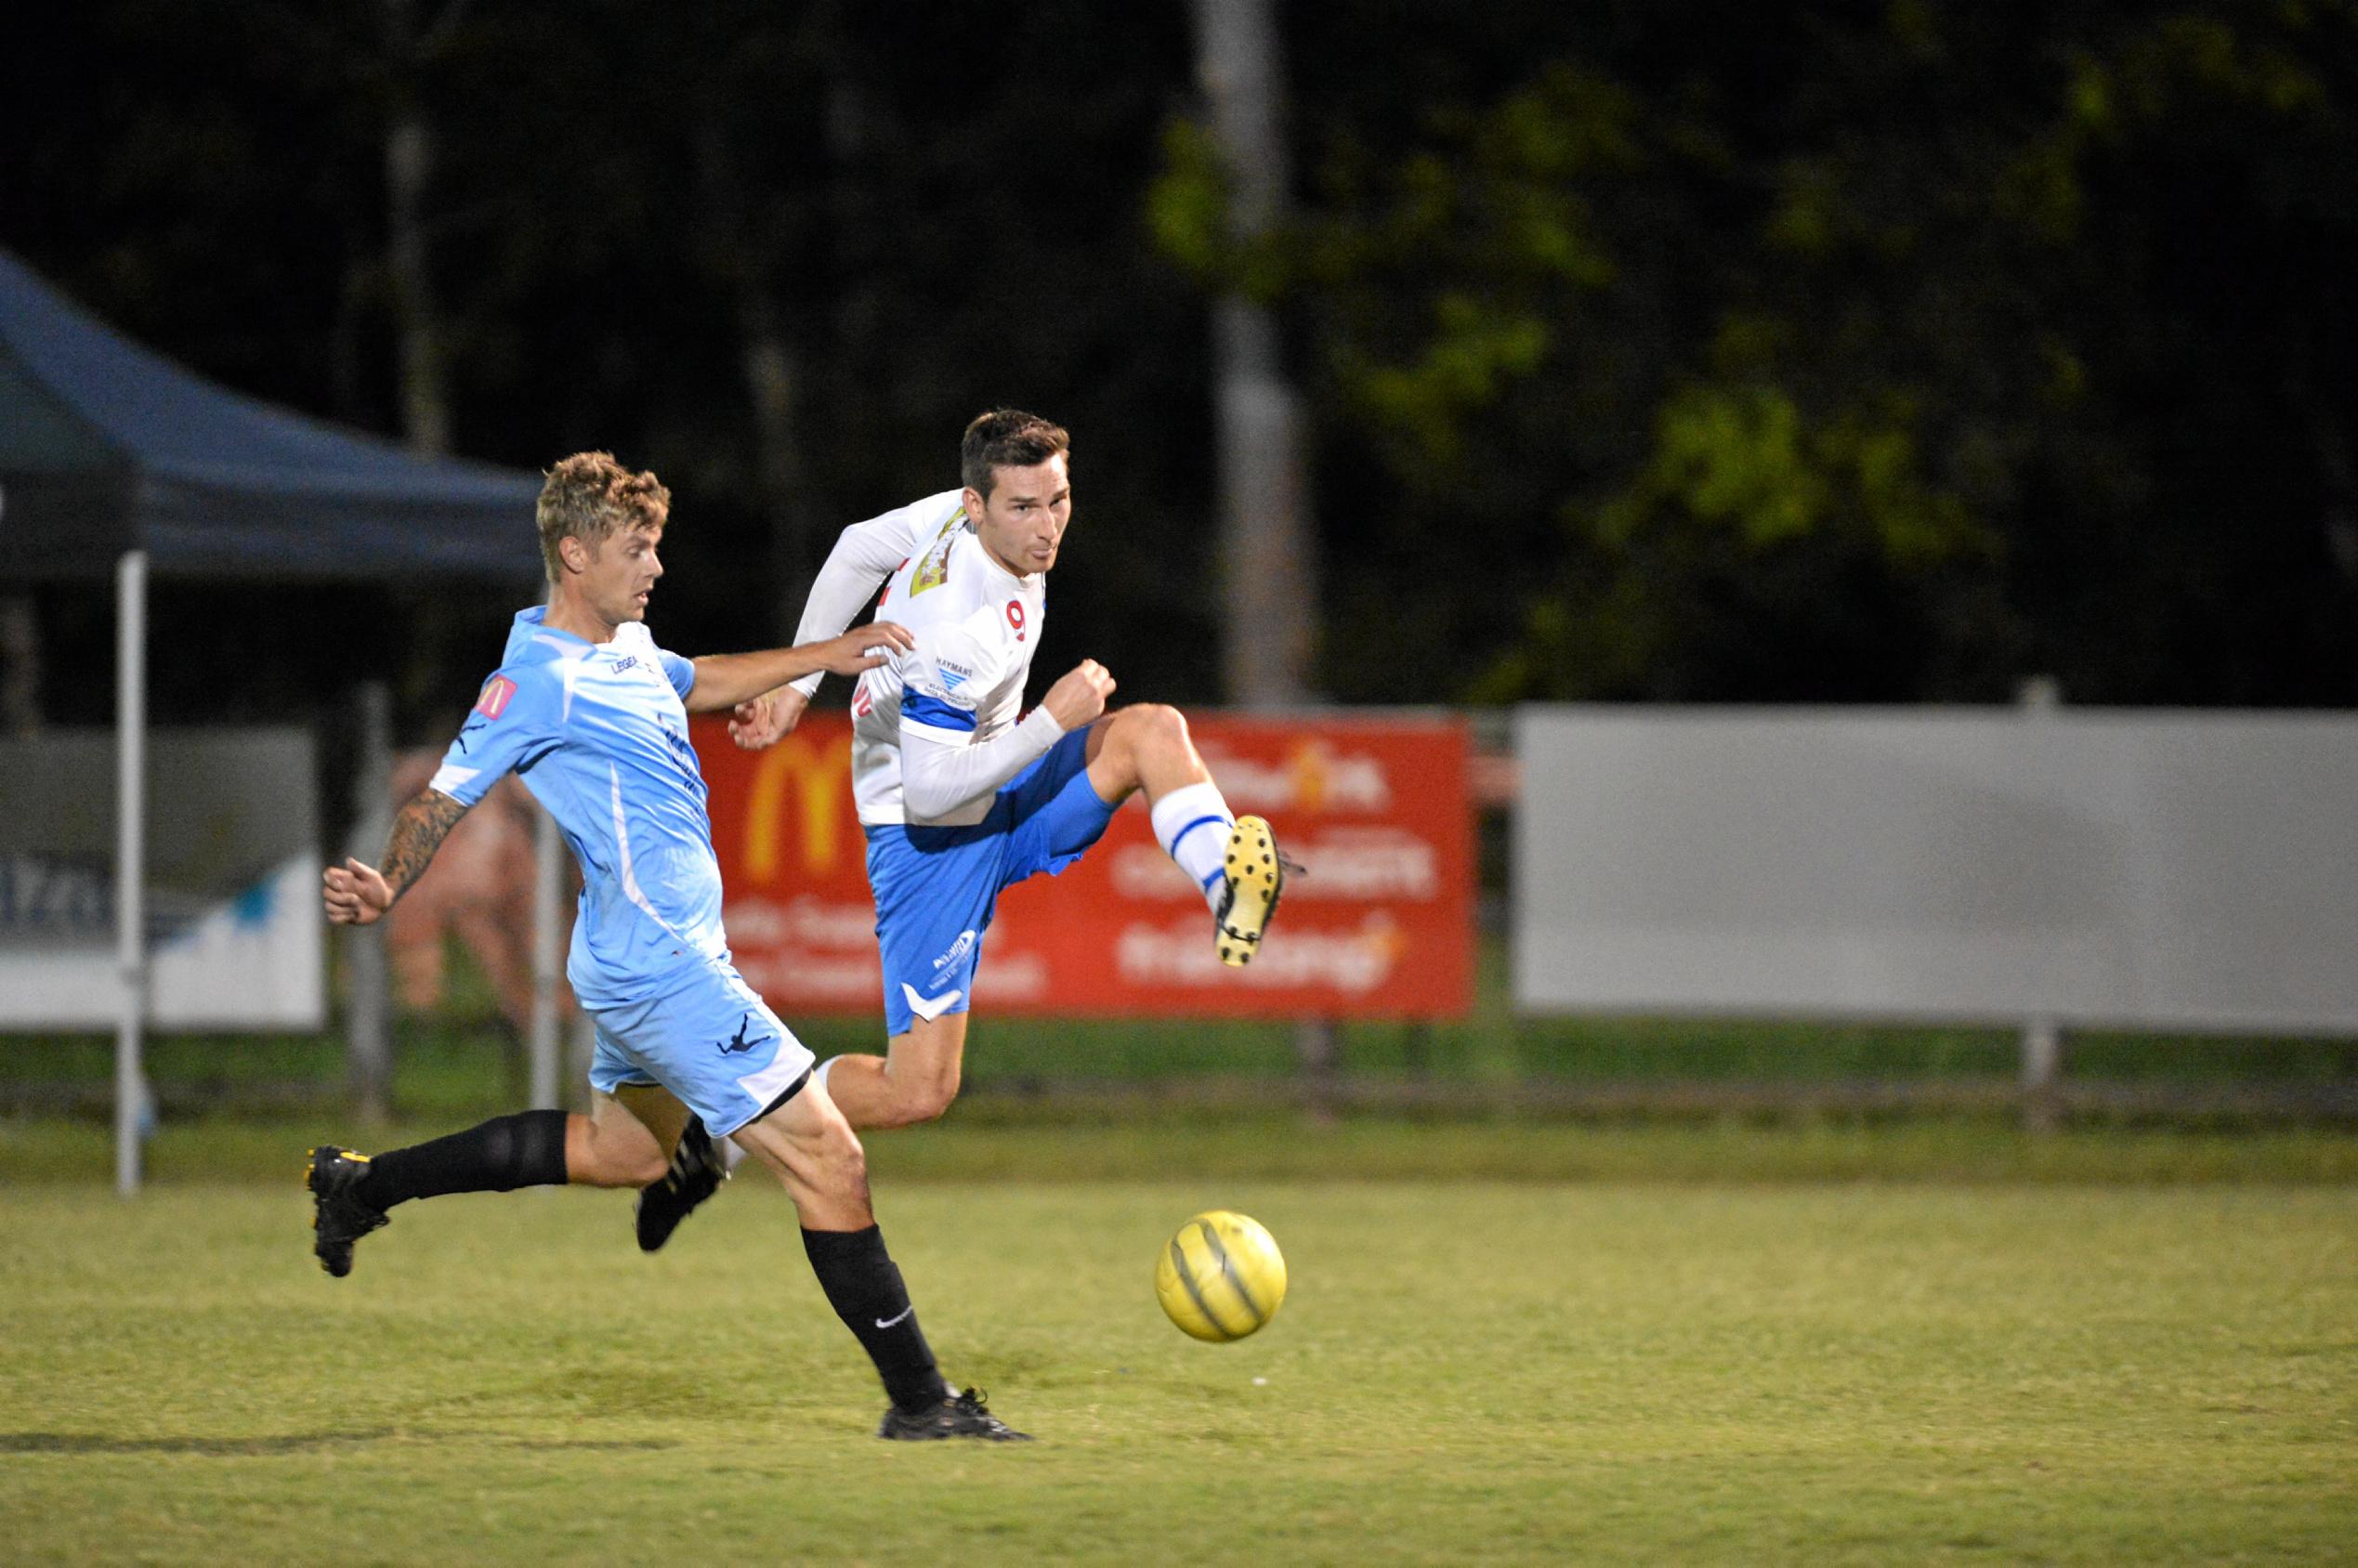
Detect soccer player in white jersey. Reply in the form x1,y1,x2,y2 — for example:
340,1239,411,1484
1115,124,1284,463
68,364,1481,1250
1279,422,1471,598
725,410,1288,1134
307,451,1026,1441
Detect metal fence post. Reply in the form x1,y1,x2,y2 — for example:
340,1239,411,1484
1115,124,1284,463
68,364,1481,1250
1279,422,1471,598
1295,1015,1339,1122
569,1011,596,1114
529,802,563,1111
345,681,395,1123
2015,674,2064,1132
2021,1015,2063,1132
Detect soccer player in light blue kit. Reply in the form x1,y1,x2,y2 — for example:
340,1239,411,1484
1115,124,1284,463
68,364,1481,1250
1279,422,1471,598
308,451,1026,1441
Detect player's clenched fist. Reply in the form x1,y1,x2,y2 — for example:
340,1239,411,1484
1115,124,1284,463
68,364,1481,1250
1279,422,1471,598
729,686,808,751
1042,659,1115,731
323,857,395,926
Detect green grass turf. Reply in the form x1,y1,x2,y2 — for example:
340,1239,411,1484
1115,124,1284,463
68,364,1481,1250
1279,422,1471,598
7,1114,2358,1187
1,1150,2353,1561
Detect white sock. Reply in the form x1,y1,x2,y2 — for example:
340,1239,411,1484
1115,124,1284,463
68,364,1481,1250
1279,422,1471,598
1150,780,1235,914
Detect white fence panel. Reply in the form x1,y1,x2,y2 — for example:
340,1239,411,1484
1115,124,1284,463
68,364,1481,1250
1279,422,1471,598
1513,708,2358,1034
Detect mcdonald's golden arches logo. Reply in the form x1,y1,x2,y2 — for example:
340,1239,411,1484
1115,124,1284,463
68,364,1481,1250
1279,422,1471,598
741,731,856,883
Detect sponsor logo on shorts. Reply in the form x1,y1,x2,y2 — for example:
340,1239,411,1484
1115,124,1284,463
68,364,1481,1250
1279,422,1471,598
931,929,978,974
714,1013,767,1057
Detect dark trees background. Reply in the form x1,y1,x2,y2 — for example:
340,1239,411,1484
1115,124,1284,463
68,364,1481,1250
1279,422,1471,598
6,0,2353,738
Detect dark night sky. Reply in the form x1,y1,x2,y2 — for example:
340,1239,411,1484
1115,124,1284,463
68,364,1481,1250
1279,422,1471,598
5,1,2354,749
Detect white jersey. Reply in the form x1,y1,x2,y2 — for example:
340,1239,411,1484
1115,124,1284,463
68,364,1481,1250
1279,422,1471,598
795,490,1049,827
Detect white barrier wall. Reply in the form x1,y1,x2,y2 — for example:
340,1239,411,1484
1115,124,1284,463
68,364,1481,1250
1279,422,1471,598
1513,707,2358,1034
0,728,323,1029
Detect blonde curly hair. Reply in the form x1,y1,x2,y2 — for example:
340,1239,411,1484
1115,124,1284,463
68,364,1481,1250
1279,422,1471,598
536,451,671,582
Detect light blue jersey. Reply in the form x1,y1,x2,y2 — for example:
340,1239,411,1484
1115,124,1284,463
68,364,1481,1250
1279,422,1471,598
430,607,724,1011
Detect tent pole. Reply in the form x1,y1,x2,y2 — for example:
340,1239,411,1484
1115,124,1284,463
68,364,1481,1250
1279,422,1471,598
115,550,148,1196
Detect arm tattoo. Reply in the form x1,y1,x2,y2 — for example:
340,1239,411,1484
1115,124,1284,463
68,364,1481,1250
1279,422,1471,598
377,790,471,902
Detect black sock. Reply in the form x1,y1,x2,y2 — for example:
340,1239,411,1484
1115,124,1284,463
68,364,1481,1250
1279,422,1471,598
803,1224,948,1416
355,1109,570,1209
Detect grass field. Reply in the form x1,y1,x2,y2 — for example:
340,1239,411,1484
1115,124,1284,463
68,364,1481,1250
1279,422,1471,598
3,1120,2353,1563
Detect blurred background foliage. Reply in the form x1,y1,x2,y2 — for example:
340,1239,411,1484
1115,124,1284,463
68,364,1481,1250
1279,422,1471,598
5,0,2354,739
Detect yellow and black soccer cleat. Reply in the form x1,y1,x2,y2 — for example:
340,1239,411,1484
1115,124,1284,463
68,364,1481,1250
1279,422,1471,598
635,1117,727,1254
1214,815,1289,967
305,1144,387,1279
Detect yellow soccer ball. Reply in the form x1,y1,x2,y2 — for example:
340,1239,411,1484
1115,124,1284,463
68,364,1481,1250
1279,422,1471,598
1155,1209,1287,1342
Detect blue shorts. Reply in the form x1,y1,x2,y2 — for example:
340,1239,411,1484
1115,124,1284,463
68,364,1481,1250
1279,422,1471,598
587,956,816,1137
866,725,1118,1037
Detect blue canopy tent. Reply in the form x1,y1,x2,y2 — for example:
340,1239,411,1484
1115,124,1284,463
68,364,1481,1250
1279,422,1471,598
0,250,540,580
0,250,544,1192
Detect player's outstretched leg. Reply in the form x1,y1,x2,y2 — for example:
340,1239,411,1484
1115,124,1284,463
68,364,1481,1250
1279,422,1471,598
304,1105,653,1278
729,1076,1030,1441
1216,814,1288,968
635,1115,727,1252
1090,705,1293,969
305,1144,388,1278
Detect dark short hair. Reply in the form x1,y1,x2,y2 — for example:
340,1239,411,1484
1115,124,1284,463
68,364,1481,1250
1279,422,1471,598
536,451,670,581
960,409,1071,499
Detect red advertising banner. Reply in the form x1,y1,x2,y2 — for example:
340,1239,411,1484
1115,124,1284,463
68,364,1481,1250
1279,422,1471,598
696,711,1474,1020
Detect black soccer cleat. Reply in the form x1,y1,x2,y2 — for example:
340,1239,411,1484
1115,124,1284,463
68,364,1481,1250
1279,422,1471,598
876,1387,1033,1443
1215,815,1289,968
635,1116,727,1253
306,1144,388,1279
